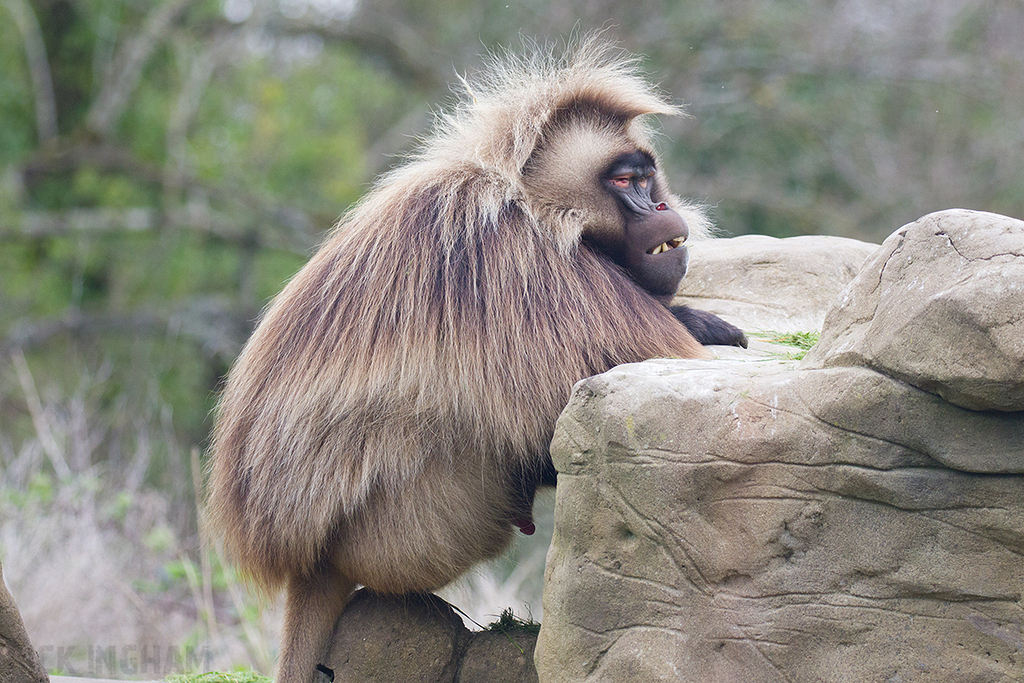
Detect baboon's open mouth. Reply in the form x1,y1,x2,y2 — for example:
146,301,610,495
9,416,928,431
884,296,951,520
647,238,684,255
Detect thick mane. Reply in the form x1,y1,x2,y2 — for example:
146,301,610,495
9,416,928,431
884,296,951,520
210,166,702,587
385,39,680,186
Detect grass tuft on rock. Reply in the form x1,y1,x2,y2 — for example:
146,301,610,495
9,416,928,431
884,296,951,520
487,607,541,635
752,331,820,359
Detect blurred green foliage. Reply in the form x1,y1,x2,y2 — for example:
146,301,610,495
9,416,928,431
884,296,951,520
1,0,1022,506
167,670,272,683
0,2,1020,669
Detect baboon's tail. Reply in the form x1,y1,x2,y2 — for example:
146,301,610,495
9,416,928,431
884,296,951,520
276,565,355,683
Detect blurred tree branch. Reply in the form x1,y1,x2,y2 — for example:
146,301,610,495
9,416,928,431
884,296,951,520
164,35,234,206
4,204,315,254
2,300,253,360
5,0,58,143
16,142,320,251
86,0,199,138
265,14,447,92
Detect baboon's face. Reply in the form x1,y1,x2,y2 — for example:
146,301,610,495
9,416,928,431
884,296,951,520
521,120,690,298
596,150,690,296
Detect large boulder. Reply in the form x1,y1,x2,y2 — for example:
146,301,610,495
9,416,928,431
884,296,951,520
536,210,1024,682
0,561,48,683
325,591,467,683
803,209,1024,412
323,589,539,683
674,233,877,333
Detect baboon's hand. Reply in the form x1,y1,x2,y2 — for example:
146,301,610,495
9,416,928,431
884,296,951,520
670,305,748,348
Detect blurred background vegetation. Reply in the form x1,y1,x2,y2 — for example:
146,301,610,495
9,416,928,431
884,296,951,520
1,0,1022,675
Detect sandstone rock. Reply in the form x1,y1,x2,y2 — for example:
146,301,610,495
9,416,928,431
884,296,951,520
537,358,1024,683
456,632,538,683
323,590,540,683
536,210,1024,682
803,209,1024,411
325,590,467,683
674,233,877,333
0,562,48,683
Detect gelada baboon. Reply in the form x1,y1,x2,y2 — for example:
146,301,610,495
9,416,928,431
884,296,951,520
206,39,744,683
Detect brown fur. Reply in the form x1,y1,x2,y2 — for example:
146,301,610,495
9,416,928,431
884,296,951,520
206,39,708,683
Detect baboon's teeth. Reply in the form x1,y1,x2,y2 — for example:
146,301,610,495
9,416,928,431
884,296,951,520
649,239,682,255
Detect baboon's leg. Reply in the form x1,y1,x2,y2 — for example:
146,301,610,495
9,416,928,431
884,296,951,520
277,565,354,683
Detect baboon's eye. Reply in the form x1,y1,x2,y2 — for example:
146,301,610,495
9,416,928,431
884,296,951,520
610,176,631,189
637,177,649,189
